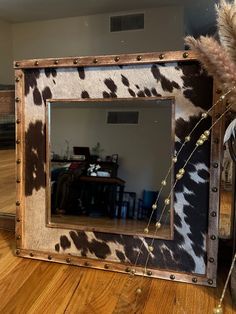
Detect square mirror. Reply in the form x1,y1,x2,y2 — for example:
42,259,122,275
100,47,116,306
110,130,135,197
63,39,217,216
15,51,222,287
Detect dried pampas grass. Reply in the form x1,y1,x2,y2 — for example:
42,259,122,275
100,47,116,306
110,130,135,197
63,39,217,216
216,0,236,63
185,0,236,143
185,35,236,92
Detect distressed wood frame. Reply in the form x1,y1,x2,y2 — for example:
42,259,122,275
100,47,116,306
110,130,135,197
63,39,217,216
14,51,223,287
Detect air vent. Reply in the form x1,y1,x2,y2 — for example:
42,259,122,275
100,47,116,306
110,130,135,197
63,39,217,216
107,111,139,124
110,13,144,32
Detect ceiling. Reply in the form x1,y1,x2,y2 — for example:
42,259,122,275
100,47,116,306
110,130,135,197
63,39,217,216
0,0,218,35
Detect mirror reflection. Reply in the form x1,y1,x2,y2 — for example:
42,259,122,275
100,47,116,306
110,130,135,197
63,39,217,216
48,98,174,238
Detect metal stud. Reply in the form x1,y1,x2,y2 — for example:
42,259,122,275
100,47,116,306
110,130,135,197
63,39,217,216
208,257,214,263
125,267,131,273
147,270,152,276
48,255,52,260
16,178,21,183
208,279,213,285
114,56,120,62
16,159,21,164
15,77,20,83
211,211,217,217
213,162,219,168
66,257,71,263
137,55,142,61
34,61,39,66
15,97,20,103
16,218,20,222
30,252,34,257
54,60,59,65
159,53,165,60
104,264,109,269
136,288,142,294
73,59,78,64
16,201,20,206
210,235,216,240
15,62,20,67
170,274,175,280
93,58,98,64
183,52,189,58
15,249,20,255
192,277,197,283
212,187,218,192
16,139,20,144
84,261,89,266
16,235,21,240
16,119,21,124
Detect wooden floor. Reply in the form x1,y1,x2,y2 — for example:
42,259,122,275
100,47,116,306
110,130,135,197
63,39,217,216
0,230,234,313
0,149,15,214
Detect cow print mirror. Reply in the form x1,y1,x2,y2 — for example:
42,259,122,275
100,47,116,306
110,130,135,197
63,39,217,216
15,51,222,286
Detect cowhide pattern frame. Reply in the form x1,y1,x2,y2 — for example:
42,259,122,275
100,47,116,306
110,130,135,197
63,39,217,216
15,51,223,286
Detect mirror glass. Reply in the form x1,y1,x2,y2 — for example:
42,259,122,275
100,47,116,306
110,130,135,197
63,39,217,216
48,98,174,238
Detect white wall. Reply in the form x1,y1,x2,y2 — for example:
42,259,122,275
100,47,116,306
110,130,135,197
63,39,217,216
50,100,173,199
0,19,13,84
12,6,184,60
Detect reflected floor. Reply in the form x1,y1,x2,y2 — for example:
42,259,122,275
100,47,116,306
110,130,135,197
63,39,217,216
51,214,171,239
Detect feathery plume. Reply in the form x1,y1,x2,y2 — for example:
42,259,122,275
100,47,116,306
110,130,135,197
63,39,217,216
216,0,236,63
185,35,236,92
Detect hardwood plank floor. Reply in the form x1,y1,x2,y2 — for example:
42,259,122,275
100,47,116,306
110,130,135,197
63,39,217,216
0,230,235,313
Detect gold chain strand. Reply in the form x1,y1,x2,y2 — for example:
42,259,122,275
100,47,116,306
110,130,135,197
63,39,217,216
139,88,232,235
135,99,234,277
130,88,233,274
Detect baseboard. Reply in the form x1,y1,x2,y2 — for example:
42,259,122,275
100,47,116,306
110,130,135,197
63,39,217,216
0,213,15,231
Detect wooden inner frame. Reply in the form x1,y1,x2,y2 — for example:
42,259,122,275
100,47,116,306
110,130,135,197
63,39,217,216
45,97,175,239
14,51,223,287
